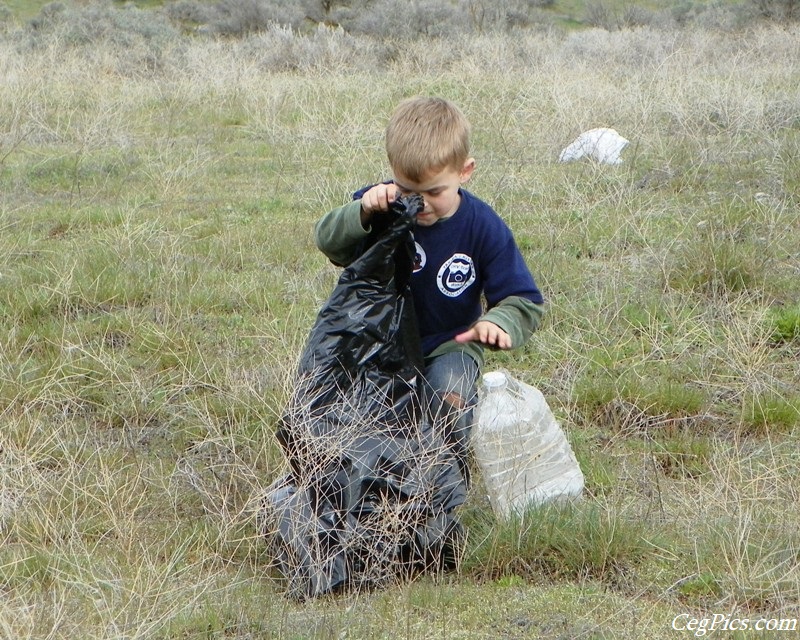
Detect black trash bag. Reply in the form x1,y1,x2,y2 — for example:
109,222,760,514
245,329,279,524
262,194,468,599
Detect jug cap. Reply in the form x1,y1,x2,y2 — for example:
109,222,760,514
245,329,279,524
482,371,508,389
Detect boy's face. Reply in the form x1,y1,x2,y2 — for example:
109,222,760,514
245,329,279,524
392,158,475,227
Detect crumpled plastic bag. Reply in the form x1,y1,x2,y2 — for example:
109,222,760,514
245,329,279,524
558,127,629,165
261,194,468,599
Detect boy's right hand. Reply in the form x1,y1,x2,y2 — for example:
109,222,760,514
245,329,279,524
360,182,400,227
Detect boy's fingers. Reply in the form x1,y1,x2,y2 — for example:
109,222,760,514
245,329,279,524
478,324,498,345
454,324,512,349
365,185,396,213
382,185,397,208
454,326,490,344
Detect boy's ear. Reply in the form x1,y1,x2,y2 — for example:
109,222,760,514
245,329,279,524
460,158,476,183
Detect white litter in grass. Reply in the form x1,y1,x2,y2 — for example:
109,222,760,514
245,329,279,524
558,127,630,165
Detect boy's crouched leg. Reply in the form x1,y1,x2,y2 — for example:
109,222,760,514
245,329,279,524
423,351,479,482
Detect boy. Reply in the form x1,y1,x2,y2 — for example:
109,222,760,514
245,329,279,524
314,96,544,468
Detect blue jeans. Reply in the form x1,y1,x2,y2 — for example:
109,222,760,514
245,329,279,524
422,351,479,475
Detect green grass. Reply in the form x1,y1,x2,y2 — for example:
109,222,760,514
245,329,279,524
2,0,199,21
462,501,660,583
769,304,800,343
1,13,800,639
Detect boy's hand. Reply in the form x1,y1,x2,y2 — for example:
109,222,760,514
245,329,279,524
360,183,400,227
454,321,512,349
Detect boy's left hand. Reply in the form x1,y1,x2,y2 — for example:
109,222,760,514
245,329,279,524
454,321,512,350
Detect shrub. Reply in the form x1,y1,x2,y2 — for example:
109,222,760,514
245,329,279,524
237,23,385,72
164,0,215,32
460,0,555,33
0,2,12,24
750,0,800,21
693,4,750,30
341,0,472,39
24,0,178,49
670,1,747,28
208,0,305,36
302,0,352,25
619,5,657,28
584,0,614,29
584,1,663,30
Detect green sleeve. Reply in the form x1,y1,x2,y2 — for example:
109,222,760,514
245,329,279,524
425,296,545,368
314,200,369,267
481,296,545,349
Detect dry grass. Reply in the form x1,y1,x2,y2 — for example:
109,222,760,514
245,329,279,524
0,18,799,638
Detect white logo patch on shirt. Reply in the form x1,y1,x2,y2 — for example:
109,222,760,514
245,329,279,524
413,242,426,273
437,253,476,297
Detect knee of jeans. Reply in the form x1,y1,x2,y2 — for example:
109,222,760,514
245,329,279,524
442,391,466,410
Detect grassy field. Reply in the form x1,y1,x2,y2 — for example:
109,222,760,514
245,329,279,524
2,0,748,25
1,11,800,640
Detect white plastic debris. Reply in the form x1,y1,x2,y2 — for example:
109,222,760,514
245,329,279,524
558,127,629,165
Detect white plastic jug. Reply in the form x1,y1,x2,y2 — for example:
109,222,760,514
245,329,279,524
472,370,584,518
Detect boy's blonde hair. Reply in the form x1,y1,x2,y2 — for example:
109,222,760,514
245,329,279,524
385,97,471,183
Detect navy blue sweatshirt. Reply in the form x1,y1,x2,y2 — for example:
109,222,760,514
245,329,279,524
316,186,544,359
